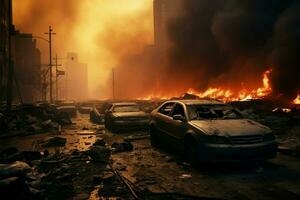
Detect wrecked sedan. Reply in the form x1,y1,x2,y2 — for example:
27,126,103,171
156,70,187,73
149,99,277,163
105,102,150,132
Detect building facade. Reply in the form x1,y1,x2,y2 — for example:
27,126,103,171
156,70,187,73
12,31,42,103
153,0,182,53
0,0,11,103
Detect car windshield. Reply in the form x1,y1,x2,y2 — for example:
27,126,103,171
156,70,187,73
113,105,140,112
187,104,243,120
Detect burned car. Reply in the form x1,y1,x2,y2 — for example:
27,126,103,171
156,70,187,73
57,105,77,118
150,99,277,163
105,102,150,132
90,102,113,124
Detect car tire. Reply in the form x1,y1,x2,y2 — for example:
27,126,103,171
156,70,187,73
184,137,199,166
150,126,159,147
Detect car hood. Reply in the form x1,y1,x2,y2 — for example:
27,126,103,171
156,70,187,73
113,112,148,118
189,119,271,136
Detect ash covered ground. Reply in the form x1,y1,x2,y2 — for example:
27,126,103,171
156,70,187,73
0,100,300,200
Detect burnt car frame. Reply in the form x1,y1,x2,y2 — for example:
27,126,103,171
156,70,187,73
104,102,150,132
149,99,277,164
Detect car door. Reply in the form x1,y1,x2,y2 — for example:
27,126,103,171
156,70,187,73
168,103,187,151
154,102,175,142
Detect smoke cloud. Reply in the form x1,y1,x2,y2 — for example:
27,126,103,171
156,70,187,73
13,0,300,101
112,0,300,101
166,0,300,100
13,0,153,99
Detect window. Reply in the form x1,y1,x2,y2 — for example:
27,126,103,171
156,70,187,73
172,104,185,117
113,105,140,113
158,103,175,116
187,104,243,120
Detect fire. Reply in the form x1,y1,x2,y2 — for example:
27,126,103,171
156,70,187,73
138,69,273,102
294,95,300,104
187,69,273,102
139,69,299,105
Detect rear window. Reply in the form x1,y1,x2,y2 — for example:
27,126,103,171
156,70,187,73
113,105,140,112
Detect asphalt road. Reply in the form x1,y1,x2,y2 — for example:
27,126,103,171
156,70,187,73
1,113,300,200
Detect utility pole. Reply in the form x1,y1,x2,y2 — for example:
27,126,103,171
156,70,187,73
54,54,62,101
112,68,115,100
6,0,13,113
44,26,56,103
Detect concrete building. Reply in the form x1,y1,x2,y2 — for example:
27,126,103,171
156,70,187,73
0,0,12,103
12,31,42,103
61,52,88,101
153,0,182,53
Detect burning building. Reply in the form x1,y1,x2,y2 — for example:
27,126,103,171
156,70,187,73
133,0,300,104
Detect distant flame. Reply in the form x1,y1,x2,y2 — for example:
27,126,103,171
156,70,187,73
139,69,274,102
294,95,300,104
272,107,292,113
187,69,273,102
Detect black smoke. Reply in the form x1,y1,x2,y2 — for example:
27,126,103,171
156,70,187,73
167,0,300,100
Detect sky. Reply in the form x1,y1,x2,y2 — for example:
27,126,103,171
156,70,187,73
13,0,154,99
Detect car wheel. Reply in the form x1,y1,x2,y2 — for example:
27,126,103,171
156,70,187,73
184,137,199,166
150,126,159,147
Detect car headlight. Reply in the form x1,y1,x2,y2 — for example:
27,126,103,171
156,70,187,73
263,133,275,141
210,136,230,144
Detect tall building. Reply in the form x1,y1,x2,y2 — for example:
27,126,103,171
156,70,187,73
153,0,182,53
62,52,88,101
0,0,12,103
12,31,42,103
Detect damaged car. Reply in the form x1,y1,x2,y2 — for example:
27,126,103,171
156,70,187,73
150,99,277,164
105,102,150,132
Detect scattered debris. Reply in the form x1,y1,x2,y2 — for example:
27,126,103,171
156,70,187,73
86,146,111,163
179,174,192,179
93,172,115,185
41,137,67,147
0,103,72,137
93,139,106,147
111,141,134,153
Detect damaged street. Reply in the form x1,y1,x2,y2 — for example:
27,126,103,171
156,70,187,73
0,101,300,200
1,0,300,199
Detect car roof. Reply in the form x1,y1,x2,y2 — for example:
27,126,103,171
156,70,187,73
166,99,225,106
112,102,138,106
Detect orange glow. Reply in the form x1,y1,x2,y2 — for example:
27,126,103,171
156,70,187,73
294,95,300,104
13,0,153,99
139,69,274,102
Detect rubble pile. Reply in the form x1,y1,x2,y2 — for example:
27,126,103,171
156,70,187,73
0,103,72,137
0,139,119,200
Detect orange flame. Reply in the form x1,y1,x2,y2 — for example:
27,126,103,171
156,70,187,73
187,69,272,102
139,69,274,102
294,95,300,104
139,69,299,104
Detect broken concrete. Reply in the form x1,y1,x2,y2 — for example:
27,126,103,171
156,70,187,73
41,137,67,147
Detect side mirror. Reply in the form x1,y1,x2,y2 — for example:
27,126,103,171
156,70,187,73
173,114,185,122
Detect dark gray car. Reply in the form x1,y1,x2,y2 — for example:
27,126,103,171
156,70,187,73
149,99,277,164
105,102,150,132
